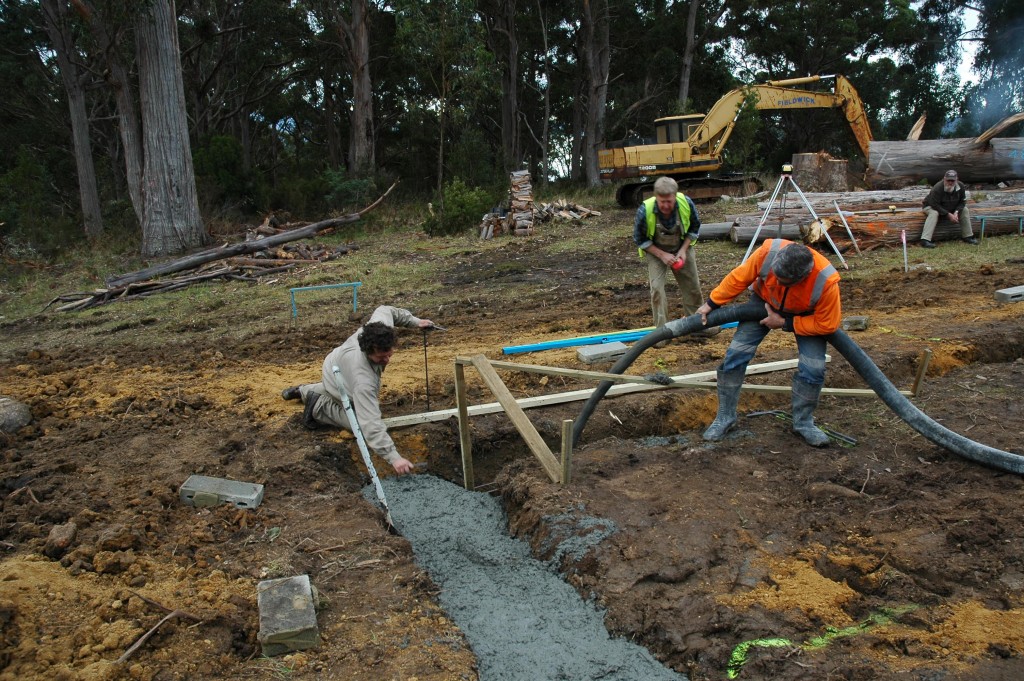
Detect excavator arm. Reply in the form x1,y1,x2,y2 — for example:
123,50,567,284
690,75,873,160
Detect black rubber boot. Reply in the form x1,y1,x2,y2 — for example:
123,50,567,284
281,386,302,401
791,379,830,447
702,369,745,441
302,392,322,430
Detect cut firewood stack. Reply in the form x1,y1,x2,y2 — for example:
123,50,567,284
534,199,602,222
479,170,535,239
509,170,535,236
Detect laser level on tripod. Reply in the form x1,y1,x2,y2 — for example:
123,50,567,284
742,164,848,270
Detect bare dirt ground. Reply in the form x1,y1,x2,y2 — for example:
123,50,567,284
1,205,1023,681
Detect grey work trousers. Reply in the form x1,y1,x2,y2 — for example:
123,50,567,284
921,205,973,241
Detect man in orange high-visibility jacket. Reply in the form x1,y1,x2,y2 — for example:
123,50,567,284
696,239,841,446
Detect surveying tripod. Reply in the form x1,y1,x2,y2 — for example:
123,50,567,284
742,164,848,270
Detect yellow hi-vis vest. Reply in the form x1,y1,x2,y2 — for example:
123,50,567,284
638,193,693,257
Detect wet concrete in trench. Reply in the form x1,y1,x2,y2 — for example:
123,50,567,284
370,475,687,681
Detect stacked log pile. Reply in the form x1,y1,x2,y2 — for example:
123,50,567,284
715,188,1024,249
479,212,506,240
820,203,1024,250
509,170,535,236
867,113,1024,187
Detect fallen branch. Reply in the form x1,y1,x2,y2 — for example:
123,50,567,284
106,182,395,288
6,487,40,503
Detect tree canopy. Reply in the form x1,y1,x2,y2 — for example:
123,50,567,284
0,0,1010,256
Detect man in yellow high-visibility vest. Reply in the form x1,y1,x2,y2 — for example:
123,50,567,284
632,176,717,345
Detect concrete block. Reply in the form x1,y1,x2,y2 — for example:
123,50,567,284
257,575,320,657
577,341,628,364
995,285,1024,303
179,475,264,509
841,316,870,331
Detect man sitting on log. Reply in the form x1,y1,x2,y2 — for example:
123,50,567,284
920,169,979,248
281,305,436,474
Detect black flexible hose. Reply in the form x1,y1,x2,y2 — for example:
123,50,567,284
572,304,1024,475
827,329,1024,474
571,302,766,447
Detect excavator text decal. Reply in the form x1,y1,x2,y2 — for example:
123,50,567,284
778,96,817,106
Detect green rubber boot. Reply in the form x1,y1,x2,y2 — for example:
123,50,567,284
791,379,830,447
702,369,745,441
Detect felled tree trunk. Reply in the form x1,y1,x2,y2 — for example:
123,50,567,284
868,113,1024,187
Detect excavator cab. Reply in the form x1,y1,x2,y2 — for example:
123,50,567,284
654,114,705,145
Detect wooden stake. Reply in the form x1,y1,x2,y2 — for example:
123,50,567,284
470,355,561,483
912,348,933,397
560,420,573,486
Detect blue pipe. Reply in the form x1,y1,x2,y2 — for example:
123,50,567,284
503,322,738,355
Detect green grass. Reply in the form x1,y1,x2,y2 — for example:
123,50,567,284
3,192,1019,358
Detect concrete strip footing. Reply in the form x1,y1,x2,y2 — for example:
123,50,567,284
257,575,320,656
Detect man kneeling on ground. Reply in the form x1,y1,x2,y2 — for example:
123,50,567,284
282,305,436,474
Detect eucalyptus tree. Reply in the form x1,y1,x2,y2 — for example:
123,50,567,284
0,1,75,245
580,0,610,186
134,0,206,255
299,0,414,180
393,0,492,193
477,0,523,173
39,0,103,239
174,1,312,212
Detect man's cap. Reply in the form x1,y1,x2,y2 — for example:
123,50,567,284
944,169,958,181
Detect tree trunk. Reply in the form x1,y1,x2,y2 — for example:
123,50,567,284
41,0,103,240
73,0,144,228
868,115,1024,187
340,0,375,175
581,0,610,187
535,0,551,186
135,0,208,257
676,0,699,107
481,0,521,172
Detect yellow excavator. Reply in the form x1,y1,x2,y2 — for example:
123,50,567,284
599,74,873,206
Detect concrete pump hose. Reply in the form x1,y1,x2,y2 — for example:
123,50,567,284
572,304,1024,476
826,329,1024,474
571,302,766,447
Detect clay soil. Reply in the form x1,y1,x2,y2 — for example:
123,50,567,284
1,206,1023,681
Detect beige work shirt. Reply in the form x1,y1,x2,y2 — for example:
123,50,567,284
320,306,421,464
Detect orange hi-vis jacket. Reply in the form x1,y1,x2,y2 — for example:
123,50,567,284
708,239,842,336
